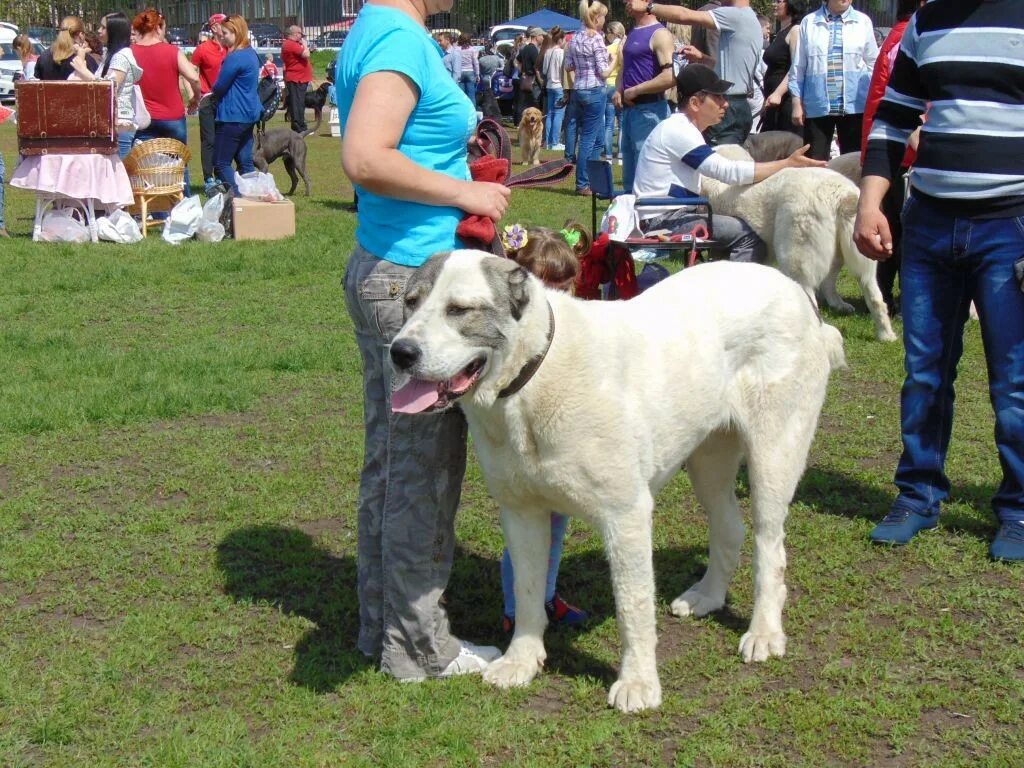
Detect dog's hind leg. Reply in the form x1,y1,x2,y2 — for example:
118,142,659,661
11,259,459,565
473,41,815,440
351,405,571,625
739,374,825,663
819,256,856,315
599,490,662,712
839,228,897,341
292,146,311,196
483,507,550,689
674,429,745,619
283,156,300,196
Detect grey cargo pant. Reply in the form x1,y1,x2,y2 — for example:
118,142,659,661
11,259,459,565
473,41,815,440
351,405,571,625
343,244,467,679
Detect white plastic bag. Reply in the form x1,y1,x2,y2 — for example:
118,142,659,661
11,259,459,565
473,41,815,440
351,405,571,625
236,171,284,202
600,194,642,242
39,208,90,243
161,195,203,244
196,193,226,243
132,85,151,130
96,209,143,243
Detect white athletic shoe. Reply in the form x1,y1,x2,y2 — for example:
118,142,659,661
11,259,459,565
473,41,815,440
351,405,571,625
439,641,502,678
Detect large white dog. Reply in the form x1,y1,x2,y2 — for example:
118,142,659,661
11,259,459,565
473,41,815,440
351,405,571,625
705,146,896,342
388,251,845,712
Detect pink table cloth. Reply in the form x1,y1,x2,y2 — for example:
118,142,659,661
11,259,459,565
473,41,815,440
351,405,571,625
11,153,134,206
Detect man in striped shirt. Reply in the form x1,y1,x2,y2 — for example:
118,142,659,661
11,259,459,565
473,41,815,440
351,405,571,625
855,0,1024,561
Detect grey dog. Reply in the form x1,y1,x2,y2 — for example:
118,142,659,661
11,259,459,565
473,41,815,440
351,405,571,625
743,130,805,162
253,128,311,196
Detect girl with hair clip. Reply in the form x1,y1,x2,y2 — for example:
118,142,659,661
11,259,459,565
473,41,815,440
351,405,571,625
498,221,592,633
36,17,97,80
69,12,143,158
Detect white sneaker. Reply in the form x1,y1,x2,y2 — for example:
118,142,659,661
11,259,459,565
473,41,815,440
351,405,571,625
439,641,501,678
551,143,566,151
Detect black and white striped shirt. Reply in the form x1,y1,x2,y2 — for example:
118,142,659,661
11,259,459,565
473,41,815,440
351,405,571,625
863,0,1024,217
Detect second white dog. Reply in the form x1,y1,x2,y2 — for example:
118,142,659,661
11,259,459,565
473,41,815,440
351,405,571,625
706,146,896,342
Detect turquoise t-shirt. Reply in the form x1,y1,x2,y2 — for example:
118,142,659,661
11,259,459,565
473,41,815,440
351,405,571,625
336,5,476,267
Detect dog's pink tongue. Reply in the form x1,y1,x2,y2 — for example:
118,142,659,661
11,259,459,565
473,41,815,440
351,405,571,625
392,378,442,414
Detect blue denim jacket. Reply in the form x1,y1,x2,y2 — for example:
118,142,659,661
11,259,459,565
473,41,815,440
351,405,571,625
789,6,879,118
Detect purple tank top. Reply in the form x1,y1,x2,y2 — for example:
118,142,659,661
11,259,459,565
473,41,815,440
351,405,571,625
622,22,666,90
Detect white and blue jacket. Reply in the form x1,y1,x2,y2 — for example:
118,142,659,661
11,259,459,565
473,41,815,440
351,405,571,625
789,4,879,118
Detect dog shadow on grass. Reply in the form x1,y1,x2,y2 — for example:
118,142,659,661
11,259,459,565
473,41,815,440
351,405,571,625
797,467,1000,541
216,525,713,691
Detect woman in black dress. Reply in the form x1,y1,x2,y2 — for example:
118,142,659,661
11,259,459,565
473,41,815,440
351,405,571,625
761,0,808,135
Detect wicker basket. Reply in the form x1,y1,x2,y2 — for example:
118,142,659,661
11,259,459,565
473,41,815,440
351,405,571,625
123,138,192,235
124,138,191,194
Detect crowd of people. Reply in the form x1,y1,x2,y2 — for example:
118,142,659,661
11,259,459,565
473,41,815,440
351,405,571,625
0,9,320,202
336,0,1024,691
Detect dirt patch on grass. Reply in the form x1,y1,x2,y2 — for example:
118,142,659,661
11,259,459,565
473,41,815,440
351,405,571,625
295,518,349,539
526,677,571,715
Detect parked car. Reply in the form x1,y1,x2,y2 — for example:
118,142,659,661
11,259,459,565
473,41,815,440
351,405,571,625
26,26,56,45
165,26,192,46
489,24,526,46
249,23,284,47
0,24,21,104
314,30,348,49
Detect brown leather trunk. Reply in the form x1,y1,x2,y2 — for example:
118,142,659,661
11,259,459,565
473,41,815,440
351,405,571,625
16,80,117,155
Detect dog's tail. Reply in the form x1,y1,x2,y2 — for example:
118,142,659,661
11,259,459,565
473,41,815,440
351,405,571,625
820,321,847,371
836,185,860,265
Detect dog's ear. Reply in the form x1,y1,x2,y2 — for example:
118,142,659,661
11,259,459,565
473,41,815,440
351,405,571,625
507,265,531,321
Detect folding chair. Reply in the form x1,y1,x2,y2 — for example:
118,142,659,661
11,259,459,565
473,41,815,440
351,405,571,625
587,159,716,259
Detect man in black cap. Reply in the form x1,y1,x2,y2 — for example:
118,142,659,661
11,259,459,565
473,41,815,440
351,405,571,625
633,65,823,262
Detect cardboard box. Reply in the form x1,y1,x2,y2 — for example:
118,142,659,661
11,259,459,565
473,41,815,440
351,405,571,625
232,198,295,240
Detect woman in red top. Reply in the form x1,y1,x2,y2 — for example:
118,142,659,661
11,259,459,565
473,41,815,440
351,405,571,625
860,0,925,314
131,8,202,188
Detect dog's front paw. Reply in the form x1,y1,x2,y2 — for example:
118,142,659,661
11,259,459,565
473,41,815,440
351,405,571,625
738,630,787,663
482,654,542,688
608,676,662,713
877,328,898,343
671,587,724,618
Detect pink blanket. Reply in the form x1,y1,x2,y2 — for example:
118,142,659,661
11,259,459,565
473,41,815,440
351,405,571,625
11,153,134,206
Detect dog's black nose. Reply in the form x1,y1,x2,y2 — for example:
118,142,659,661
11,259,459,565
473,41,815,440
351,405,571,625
390,339,421,371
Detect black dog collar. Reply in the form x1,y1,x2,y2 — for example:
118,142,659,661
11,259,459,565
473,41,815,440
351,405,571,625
498,302,555,399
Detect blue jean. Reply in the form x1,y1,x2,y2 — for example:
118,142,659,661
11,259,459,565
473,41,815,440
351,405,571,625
117,132,135,160
603,84,619,156
458,71,477,108
136,117,189,193
501,513,571,617
620,100,671,194
573,86,606,191
213,121,256,195
545,87,565,148
895,194,1024,524
563,91,579,162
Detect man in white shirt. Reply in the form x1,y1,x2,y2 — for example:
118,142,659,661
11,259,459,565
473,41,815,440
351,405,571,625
633,65,824,261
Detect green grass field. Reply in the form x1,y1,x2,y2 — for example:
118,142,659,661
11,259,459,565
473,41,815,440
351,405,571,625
0,118,1021,767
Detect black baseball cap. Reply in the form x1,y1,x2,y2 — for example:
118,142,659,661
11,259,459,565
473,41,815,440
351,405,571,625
676,64,733,103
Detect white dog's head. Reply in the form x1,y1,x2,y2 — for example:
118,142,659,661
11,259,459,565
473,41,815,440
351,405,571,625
389,250,547,414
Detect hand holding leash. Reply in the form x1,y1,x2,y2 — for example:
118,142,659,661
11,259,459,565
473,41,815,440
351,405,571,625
458,180,510,220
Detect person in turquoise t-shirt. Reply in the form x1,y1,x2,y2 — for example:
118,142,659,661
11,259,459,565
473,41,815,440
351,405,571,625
337,0,510,682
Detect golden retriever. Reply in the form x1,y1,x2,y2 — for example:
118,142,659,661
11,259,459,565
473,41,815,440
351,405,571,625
518,107,544,166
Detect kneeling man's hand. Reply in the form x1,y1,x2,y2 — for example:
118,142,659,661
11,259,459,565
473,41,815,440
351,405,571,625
786,145,827,170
